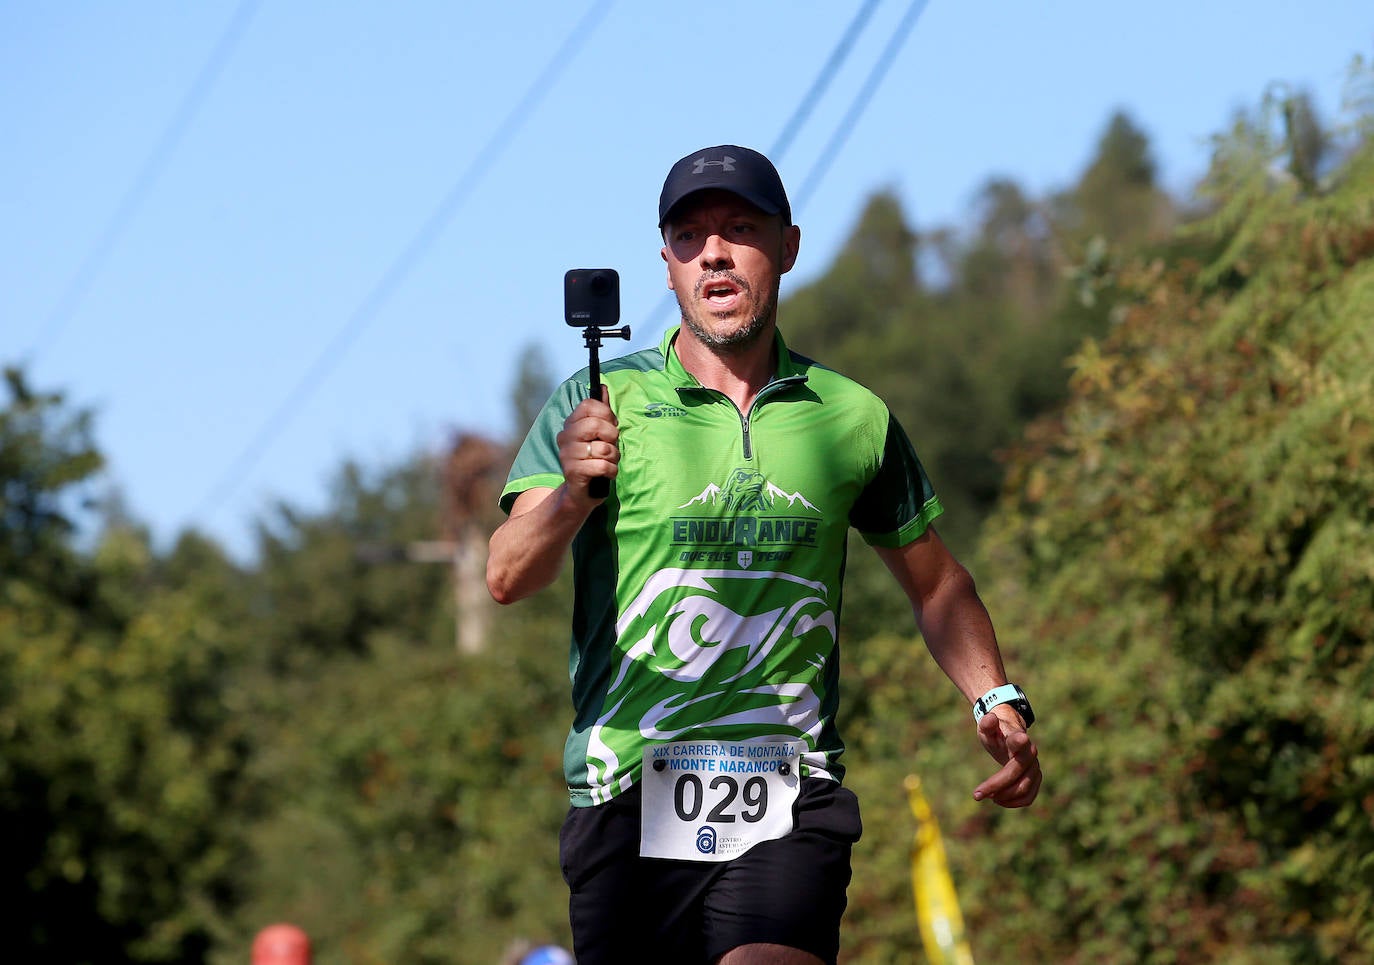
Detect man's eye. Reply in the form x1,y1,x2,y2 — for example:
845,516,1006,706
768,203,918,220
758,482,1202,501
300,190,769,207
675,230,696,242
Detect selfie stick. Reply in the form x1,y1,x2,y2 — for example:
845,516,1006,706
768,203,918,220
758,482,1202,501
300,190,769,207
583,323,631,498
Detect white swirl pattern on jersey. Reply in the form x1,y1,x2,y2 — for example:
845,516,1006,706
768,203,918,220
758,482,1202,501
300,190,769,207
587,567,837,802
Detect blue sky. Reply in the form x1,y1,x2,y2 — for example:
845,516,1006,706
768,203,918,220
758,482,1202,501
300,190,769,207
3,1,1369,560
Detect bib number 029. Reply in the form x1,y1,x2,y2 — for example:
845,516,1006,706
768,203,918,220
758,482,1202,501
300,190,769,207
673,773,768,824
639,739,801,861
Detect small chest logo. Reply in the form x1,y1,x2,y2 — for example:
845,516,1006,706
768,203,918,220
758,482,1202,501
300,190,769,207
645,402,687,418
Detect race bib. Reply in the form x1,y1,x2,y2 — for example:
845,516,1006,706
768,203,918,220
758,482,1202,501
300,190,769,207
640,740,801,862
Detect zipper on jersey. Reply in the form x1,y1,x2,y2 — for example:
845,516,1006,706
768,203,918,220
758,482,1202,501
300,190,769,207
739,376,807,460
677,375,807,461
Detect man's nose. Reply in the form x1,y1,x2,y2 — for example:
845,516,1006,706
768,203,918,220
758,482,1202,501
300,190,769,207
699,232,733,270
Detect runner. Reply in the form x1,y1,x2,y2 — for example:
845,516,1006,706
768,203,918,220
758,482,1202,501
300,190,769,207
488,144,1042,965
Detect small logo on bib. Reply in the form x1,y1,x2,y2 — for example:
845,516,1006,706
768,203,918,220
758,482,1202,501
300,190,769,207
696,826,717,855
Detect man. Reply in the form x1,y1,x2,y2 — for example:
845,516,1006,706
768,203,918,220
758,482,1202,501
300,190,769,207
487,145,1041,965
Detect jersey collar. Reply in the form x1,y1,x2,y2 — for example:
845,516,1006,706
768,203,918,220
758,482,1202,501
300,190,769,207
659,324,810,390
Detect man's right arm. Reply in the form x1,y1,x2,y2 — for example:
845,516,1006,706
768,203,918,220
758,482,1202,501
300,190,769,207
486,485,588,603
486,391,619,604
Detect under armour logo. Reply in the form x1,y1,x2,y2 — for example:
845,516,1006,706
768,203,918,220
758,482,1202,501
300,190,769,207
691,155,736,174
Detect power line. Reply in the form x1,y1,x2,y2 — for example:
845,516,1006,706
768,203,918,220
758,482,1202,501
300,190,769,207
791,0,931,214
642,0,886,331
770,0,883,162
193,0,614,524
26,0,263,363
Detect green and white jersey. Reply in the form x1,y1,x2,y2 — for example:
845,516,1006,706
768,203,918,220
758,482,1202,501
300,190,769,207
501,326,942,806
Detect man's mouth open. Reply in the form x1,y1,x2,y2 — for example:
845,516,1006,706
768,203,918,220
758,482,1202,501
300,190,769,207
698,274,747,311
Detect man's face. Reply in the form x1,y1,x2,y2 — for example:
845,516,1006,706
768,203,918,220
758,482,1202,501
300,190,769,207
661,190,801,351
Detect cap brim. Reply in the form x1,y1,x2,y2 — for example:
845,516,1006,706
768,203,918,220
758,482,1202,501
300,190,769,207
659,186,784,228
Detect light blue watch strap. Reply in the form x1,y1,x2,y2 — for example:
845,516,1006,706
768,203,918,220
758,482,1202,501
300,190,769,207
972,683,1025,723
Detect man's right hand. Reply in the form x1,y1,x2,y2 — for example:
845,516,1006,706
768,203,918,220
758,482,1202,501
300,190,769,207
487,386,619,604
555,386,619,502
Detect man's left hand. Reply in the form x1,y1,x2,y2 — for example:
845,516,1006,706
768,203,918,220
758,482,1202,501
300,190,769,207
972,708,1041,808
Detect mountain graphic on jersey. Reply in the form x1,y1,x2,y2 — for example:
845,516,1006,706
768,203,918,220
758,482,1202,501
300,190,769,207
678,468,820,514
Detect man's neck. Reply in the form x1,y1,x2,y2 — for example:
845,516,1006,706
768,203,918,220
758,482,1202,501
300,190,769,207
674,324,778,414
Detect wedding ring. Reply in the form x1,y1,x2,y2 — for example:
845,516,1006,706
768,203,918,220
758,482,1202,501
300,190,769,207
587,442,593,460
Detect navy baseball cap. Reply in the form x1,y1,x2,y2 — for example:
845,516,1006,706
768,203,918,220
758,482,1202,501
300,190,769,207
657,144,792,228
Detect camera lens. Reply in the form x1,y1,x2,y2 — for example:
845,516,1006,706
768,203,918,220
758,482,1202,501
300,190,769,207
590,272,612,296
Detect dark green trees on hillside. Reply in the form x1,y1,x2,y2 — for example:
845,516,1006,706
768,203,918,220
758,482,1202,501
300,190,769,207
0,369,103,592
1,371,254,961
948,93,1374,962
1058,109,1176,247
214,454,575,964
0,372,571,962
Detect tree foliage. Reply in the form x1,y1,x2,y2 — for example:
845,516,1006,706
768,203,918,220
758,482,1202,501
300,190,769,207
949,90,1374,963
0,368,102,594
0,375,254,962
215,454,576,962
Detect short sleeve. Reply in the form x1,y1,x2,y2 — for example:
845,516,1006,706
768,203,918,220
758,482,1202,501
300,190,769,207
498,374,589,513
849,410,943,547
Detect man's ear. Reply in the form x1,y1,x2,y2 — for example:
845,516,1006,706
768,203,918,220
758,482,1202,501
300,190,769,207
781,224,801,275
661,245,675,290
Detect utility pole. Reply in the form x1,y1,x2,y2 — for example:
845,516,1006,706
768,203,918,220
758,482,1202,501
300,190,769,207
440,432,507,653
354,433,506,654
401,539,483,654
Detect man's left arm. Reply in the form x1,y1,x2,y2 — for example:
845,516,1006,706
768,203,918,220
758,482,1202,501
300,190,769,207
873,528,1042,808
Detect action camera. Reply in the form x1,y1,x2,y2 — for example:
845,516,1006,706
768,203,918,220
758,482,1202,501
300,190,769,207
564,269,620,328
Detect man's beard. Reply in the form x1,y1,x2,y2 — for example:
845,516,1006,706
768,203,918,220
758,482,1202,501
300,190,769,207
677,271,776,351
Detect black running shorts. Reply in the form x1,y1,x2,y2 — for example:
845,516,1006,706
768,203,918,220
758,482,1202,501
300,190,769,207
560,777,862,964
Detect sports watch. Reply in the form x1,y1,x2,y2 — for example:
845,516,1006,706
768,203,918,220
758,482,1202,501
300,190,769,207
972,683,1035,728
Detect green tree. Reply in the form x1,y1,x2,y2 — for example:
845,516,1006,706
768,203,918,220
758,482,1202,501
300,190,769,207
0,368,102,593
205,440,576,962
1,371,254,961
1281,88,1330,191
1055,109,1176,250
945,92,1374,962
510,342,554,440
251,457,453,669
215,615,576,965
